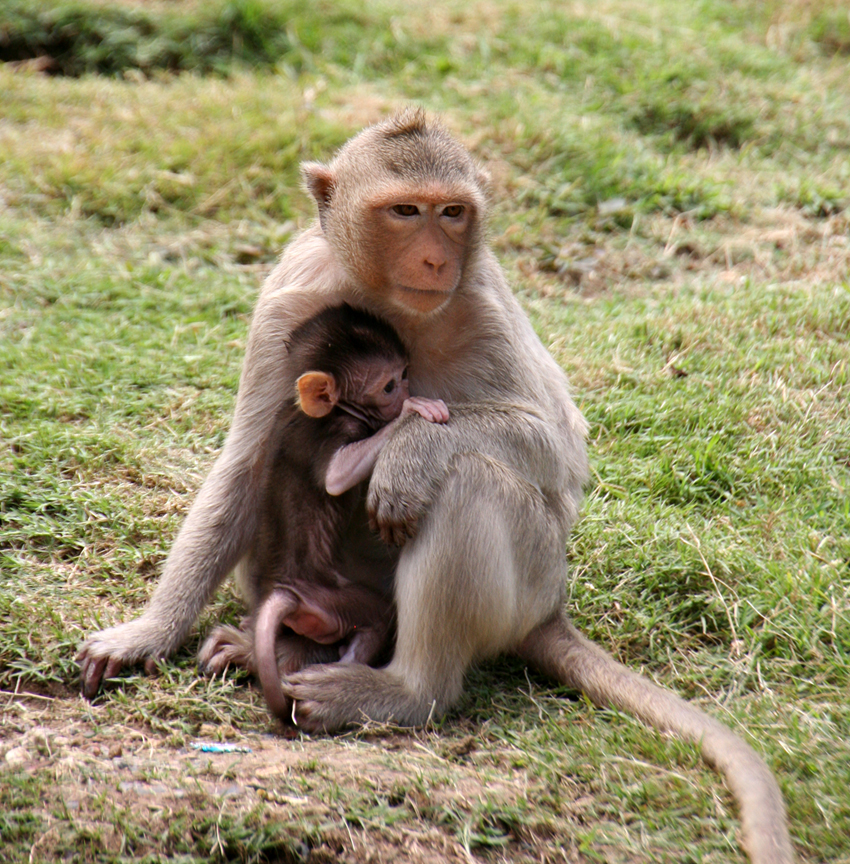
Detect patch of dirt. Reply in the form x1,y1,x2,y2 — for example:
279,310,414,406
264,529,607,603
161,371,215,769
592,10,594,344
0,692,599,864
509,207,850,303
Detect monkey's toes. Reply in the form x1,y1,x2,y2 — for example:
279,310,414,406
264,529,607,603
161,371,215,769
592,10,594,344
279,687,321,733
197,652,230,676
280,672,349,733
198,625,254,675
197,640,230,675
289,700,326,734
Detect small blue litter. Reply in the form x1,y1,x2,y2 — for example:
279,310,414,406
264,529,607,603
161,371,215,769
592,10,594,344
190,742,252,754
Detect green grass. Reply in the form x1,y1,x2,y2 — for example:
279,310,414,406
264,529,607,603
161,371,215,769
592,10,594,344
0,0,400,77
1,0,849,861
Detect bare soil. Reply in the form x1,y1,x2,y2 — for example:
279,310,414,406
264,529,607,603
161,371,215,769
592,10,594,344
2,688,606,864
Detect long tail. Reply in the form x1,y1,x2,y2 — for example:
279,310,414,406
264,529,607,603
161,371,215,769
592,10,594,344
518,614,794,864
255,589,298,721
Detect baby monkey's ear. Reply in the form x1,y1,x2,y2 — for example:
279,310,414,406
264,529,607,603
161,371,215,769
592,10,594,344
296,371,339,418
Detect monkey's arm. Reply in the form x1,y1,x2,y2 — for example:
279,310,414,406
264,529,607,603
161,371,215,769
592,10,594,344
326,398,449,496
368,401,581,546
78,457,262,695
77,352,280,696
77,269,344,696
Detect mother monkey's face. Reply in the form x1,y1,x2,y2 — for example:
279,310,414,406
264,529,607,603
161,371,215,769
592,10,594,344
301,109,489,316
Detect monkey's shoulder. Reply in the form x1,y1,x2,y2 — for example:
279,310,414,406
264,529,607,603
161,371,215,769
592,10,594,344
274,406,370,482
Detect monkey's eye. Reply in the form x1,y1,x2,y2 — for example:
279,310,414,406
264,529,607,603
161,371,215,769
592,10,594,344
402,366,409,380
384,380,396,394
442,204,464,218
392,204,419,217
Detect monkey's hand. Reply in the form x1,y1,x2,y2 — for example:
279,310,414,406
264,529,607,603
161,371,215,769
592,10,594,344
367,412,452,546
77,620,165,699
400,397,449,424
368,402,570,547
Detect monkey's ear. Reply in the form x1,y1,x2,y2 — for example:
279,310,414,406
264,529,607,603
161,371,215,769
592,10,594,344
475,166,492,196
301,162,335,214
297,371,338,418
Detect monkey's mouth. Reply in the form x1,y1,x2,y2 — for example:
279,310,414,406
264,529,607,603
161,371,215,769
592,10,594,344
337,400,385,431
395,284,453,312
398,281,454,295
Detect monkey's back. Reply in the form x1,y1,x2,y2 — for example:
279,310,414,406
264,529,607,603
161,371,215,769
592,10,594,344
245,407,395,609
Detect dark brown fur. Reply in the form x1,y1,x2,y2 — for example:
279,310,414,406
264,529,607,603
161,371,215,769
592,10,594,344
198,303,449,722
203,305,407,719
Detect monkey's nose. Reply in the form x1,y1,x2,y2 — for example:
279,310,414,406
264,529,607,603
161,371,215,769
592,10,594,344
424,257,446,274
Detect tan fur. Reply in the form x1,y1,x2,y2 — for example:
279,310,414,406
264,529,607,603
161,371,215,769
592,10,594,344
78,109,793,864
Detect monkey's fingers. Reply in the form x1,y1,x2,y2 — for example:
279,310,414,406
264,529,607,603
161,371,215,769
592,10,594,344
433,402,450,423
402,397,449,424
419,404,450,423
144,656,164,676
367,506,417,547
78,652,123,699
387,520,416,547
78,654,106,699
367,481,422,546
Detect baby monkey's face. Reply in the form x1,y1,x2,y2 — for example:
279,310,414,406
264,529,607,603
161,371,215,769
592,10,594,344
358,357,410,423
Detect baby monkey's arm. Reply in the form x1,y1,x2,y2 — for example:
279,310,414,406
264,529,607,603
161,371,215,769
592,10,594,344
325,398,449,496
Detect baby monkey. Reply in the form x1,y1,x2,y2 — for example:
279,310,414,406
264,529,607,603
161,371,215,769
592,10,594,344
213,304,449,721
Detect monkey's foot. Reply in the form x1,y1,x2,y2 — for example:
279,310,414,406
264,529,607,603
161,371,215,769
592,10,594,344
281,663,426,733
77,621,165,699
198,624,255,675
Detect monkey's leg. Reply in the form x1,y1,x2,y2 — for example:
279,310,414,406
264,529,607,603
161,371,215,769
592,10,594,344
283,453,564,732
198,615,339,725
517,615,794,864
198,620,338,678
257,589,344,722
280,637,340,672
338,615,393,665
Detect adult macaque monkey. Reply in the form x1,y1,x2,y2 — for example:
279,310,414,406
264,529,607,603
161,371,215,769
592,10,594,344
78,109,793,863
198,302,449,720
